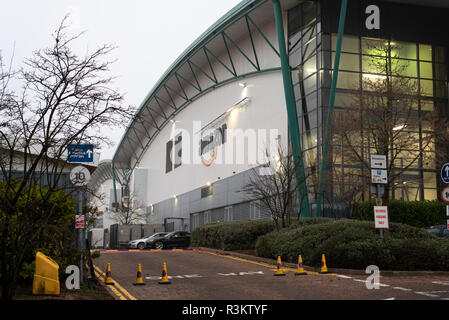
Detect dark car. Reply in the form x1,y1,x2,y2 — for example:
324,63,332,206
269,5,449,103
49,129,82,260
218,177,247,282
149,231,191,250
425,225,449,238
128,232,169,250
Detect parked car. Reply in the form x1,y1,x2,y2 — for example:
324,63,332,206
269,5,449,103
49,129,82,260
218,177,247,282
128,232,169,250
148,231,191,250
425,225,449,238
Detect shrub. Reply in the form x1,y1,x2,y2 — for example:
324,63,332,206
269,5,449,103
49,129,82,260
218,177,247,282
351,200,447,228
255,218,449,271
191,219,276,250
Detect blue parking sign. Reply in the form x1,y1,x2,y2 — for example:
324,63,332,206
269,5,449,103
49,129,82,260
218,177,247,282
442,163,449,184
67,144,94,163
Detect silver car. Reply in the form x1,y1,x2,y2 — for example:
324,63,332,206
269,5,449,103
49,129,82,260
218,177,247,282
128,232,168,250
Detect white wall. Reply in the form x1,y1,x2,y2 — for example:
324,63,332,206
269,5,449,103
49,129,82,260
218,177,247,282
138,71,287,206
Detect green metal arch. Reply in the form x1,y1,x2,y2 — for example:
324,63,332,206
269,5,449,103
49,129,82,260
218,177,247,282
111,0,282,188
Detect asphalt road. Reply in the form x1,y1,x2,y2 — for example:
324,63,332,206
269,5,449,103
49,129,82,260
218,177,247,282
93,249,449,300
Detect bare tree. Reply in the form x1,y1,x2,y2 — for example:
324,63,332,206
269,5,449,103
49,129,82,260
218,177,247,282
110,191,147,225
0,16,135,299
332,40,449,205
241,143,309,230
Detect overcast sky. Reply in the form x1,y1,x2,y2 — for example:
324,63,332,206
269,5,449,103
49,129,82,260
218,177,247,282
0,0,242,161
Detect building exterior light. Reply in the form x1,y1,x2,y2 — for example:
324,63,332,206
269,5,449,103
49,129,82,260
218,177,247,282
393,124,406,131
363,74,387,79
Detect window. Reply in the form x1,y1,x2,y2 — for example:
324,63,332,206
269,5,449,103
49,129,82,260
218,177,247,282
204,211,211,224
224,206,233,222
192,214,199,230
250,201,262,220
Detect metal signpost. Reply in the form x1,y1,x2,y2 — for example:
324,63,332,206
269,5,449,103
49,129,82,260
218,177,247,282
69,149,92,284
370,155,388,238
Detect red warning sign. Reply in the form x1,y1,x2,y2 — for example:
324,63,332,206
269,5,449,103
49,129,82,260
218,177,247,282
373,206,389,229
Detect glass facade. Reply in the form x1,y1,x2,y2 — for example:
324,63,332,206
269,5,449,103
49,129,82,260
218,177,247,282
288,1,449,216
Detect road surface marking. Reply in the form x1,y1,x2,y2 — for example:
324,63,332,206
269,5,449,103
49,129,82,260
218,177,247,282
432,281,449,286
93,264,137,300
414,291,440,298
392,287,412,291
93,269,127,300
201,251,336,276
336,275,353,279
384,297,395,300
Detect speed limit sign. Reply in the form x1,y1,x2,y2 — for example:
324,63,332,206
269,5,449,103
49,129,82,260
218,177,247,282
442,187,449,203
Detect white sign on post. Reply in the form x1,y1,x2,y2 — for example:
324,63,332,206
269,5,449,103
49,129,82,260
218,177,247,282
374,206,389,229
75,215,85,229
447,205,449,217
371,169,388,184
370,155,387,169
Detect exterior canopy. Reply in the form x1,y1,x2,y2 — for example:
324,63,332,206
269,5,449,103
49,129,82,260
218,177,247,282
88,159,113,194
111,0,284,186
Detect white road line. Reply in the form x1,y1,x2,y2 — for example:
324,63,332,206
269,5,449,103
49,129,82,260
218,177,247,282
336,275,353,279
353,279,367,283
384,297,395,300
392,287,412,291
414,291,440,298
432,281,449,286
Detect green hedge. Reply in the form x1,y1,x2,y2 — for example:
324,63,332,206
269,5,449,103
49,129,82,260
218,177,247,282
190,217,331,251
352,200,447,228
255,218,449,271
190,219,275,251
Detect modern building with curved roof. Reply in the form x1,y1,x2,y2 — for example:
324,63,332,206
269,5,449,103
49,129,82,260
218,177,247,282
91,0,449,231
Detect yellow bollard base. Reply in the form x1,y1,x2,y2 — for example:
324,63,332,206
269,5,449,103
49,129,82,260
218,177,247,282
133,282,146,286
295,272,308,276
158,281,171,284
273,273,286,276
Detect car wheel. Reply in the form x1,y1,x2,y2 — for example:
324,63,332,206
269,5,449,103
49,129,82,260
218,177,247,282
154,241,164,250
137,242,145,250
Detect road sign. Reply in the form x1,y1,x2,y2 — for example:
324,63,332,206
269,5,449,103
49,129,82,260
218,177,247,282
67,144,94,163
371,169,387,184
441,163,449,184
373,206,389,229
447,205,449,216
75,215,85,229
442,187,449,204
370,155,387,169
70,166,91,187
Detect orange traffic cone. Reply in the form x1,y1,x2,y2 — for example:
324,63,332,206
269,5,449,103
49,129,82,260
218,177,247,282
159,262,171,284
273,256,286,276
295,255,307,276
133,264,146,286
319,254,329,274
104,263,114,285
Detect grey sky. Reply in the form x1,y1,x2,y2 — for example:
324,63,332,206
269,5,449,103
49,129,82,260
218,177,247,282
0,0,242,161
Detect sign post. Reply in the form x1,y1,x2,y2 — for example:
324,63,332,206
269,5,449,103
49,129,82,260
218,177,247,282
70,165,91,285
370,155,387,238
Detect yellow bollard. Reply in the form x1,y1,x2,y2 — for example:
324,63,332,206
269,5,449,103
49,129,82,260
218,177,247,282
32,252,60,296
158,262,171,284
273,256,286,276
104,263,115,285
319,254,329,274
133,264,146,286
295,255,307,276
